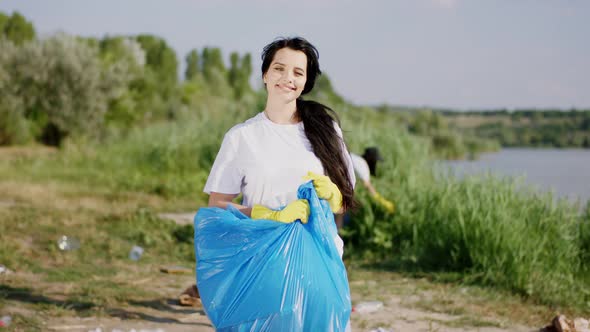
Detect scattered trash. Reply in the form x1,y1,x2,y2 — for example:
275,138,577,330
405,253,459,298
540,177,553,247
179,284,201,307
542,315,590,332
88,328,165,332
0,316,11,327
0,264,14,276
128,245,144,261
57,235,80,251
353,301,383,314
159,265,192,274
370,328,394,332
575,318,590,331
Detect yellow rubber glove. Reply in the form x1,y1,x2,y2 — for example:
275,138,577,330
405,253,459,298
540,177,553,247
251,199,310,224
373,192,395,214
303,171,343,213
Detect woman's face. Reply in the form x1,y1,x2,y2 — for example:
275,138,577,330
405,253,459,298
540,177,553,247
263,47,307,103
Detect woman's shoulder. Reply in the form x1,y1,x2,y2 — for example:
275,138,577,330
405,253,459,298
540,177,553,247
224,112,265,139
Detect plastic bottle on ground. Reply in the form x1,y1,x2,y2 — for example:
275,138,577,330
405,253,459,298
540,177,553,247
0,315,12,327
129,245,144,261
57,235,80,251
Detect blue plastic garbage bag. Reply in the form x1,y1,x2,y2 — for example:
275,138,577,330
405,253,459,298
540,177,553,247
194,181,351,332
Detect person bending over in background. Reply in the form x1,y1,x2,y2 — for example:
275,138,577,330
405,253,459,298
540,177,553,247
336,147,395,230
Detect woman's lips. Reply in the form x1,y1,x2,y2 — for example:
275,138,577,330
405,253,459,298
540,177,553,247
277,84,296,91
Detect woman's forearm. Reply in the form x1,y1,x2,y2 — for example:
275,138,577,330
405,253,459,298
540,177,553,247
208,198,252,217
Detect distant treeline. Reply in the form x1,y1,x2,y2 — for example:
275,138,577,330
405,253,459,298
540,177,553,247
441,109,590,148
0,11,264,146
0,11,498,159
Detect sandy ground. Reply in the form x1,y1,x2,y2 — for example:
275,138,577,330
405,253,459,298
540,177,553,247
3,212,539,332
42,280,537,332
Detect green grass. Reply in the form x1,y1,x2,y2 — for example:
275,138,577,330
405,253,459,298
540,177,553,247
337,106,589,310
1,102,589,329
345,169,590,309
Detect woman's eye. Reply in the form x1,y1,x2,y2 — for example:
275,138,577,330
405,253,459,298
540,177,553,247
274,67,283,71
295,72,303,76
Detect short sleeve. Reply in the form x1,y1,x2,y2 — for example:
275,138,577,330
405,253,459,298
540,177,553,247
350,154,370,182
334,122,356,189
203,132,243,195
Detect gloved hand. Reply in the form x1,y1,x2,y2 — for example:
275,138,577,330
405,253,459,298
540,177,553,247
304,171,343,213
373,192,395,214
251,199,310,224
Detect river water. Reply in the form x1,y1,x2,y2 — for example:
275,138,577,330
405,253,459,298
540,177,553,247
440,148,590,205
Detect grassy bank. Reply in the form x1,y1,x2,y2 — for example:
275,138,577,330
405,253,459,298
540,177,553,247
1,103,589,326
341,108,590,310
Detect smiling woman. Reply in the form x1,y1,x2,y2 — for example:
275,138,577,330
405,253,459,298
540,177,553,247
196,36,356,331
206,36,356,219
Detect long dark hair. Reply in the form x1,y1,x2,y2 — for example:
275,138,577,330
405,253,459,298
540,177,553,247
261,37,356,211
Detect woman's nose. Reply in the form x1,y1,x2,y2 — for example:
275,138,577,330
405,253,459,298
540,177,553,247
283,71,293,82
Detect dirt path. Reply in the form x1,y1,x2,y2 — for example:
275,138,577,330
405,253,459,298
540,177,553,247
3,211,540,332
39,266,538,332
42,277,537,332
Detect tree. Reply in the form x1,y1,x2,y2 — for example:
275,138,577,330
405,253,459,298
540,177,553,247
133,34,180,119
201,47,226,81
98,36,146,127
0,34,135,146
199,47,232,97
99,36,145,68
1,11,35,45
0,39,32,145
0,12,8,32
227,52,253,99
135,34,178,98
228,52,240,87
185,49,200,81
238,53,253,98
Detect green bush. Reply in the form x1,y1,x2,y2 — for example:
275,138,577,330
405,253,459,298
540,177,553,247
0,34,144,146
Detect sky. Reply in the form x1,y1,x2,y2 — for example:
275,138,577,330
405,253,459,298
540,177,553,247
1,0,589,110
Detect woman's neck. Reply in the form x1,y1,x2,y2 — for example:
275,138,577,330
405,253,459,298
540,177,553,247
264,98,299,124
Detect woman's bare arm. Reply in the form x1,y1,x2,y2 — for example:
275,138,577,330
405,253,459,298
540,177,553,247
208,192,252,217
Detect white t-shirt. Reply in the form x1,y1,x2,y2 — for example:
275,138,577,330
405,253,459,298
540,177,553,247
350,153,370,182
204,111,356,210
204,112,355,258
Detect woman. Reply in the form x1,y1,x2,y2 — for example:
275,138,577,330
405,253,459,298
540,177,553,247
199,37,355,331
204,37,356,250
